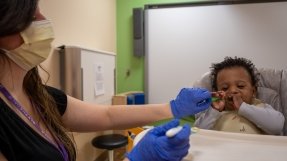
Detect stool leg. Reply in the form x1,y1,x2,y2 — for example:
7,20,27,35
108,150,114,161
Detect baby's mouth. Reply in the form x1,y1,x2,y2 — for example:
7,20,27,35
227,96,233,102
224,96,234,110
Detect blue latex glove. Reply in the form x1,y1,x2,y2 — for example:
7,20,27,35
170,87,211,118
126,119,191,161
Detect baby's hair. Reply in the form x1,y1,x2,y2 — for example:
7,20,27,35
210,56,260,91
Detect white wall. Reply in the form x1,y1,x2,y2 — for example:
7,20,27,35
39,0,116,53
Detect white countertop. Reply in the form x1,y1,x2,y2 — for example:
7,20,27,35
134,128,287,161
184,129,287,161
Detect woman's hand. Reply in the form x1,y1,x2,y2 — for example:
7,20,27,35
126,119,191,161
170,88,211,118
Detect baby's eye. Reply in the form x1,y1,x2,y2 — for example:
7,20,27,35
221,87,228,91
237,85,245,89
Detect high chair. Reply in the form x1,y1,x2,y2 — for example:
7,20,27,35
193,68,287,135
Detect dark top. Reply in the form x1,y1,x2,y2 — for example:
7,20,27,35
0,86,68,161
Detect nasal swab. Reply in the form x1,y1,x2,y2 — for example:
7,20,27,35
197,97,221,106
166,126,200,137
211,97,221,102
166,126,183,137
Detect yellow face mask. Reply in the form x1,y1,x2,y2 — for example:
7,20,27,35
4,19,54,71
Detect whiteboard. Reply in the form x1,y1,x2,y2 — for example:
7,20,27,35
145,1,287,104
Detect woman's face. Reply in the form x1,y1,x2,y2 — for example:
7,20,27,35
0,6,46,50
216,67,255,109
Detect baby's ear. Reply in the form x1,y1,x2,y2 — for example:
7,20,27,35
252,87,257,97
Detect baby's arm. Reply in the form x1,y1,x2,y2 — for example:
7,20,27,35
194,107,223,129
238,102,285,135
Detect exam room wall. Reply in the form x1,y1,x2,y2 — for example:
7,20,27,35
116,0,208,93
39,0,116,52
39,0,116,87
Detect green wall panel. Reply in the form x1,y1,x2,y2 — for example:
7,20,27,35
116,0,201,93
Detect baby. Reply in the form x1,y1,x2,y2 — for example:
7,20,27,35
194,57,285,135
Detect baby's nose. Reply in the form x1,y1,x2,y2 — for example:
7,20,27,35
227,87,239,95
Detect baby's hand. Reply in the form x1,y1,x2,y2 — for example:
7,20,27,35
224,94,243,110
211,91,225,112
211,91,244,111
230,94,243,110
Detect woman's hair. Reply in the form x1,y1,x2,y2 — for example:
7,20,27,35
210,56,260,91
1,1,76,160
0,0,37,37
24,68,76,161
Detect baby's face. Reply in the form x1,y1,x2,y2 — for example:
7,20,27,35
216,67,255,109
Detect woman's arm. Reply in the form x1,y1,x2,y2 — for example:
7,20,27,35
239,102,285,135
62,87,212,132
62,96,173,132
0,152,8,161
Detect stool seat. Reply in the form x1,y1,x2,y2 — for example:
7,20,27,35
92,134,128,150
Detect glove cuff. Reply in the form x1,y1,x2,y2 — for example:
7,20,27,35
170,100,181,118
126,152,135,161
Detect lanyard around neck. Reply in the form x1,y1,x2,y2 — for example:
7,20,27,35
0,84,69,161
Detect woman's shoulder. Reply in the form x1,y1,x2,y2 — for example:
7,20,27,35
45,86,67,115
45,86,65,95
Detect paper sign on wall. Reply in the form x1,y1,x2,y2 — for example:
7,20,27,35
94,63,105,96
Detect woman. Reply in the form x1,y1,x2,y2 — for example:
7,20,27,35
0,0,211,161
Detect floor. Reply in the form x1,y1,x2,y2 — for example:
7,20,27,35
114,146,126,161
114,130,128,161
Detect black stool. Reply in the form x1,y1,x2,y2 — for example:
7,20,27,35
92,134,128,161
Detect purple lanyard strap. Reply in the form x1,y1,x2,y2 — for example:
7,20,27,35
0,84,69,161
